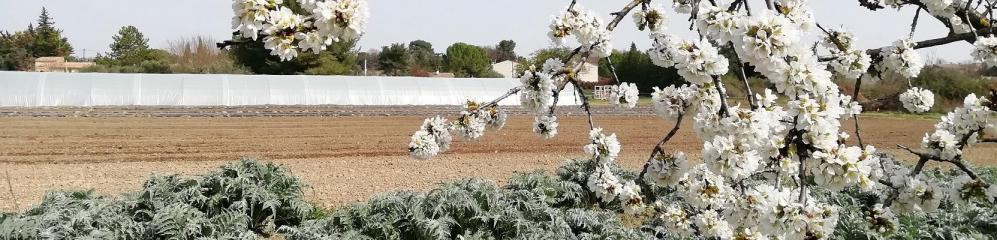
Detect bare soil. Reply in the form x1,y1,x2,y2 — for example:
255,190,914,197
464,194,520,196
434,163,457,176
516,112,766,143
1,112,994,212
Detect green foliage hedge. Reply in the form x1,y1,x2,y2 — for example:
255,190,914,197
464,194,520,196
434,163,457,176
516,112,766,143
2,157,996,239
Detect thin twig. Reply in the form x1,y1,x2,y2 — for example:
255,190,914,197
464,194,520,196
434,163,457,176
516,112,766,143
909,6,922,38
852,75,865,146
635,113,686,203
5,169,18,211
711,76,731,117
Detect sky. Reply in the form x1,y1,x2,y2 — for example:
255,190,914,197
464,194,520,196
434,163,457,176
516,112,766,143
0,0,975,63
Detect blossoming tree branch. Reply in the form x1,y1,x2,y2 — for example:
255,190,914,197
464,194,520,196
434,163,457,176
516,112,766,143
230,0,994,238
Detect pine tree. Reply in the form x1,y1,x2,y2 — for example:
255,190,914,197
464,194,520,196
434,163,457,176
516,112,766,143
30,7,73,57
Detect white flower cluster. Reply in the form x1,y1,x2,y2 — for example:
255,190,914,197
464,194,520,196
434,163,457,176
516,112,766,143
950,175,996,205
583,128,622,164
921,94,993,160
532,115,559,139
548,5,612,57
879,39,924,78
652,38,730,85
632,5,666,32
920,0,974,33
823,28,872,80
643,151,689,187
892,176,943,213
409,116,451,160
520,59,567,139
972,36,997,68
609,82,640,109
231,0,368,61
586,165,622,203
408,101,508,160
696,6,742,43
864,203,899,237
451,101,506,141
519,61,560,114
899,87,935,113
735,11,801,64
810,145,882,191
651,84,696,119
775,0,816,30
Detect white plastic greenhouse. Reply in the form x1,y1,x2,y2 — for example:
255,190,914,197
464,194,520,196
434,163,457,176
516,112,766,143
0,71,580,107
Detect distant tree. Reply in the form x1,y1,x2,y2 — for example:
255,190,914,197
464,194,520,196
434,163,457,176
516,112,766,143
494,40,517,62
378,43,410,76
108,26,151,66
408,40,441,72
599,43,681,94
515,47,571,76
0,8,74,70
445,43,495,78
31,8,73,57
229,37,359,75
0,31,36,70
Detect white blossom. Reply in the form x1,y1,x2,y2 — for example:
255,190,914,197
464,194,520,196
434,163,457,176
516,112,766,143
678,166,733,209
696,6,741,42
949,175,991,205
879,39,924,78
673,39,729,85
644,151,689,187
587,164,622,203
694,210,733,239
703,135,761,180
583,128,621,164
610,82,640,109
736,11,800,62
892,177,943,214
899,87,935,113
619,181,644,214
651,84,696,119
659,203,695,237
829,50,872,80
864,203,899,237
633,5,666,32
971,35,997,67
519,69,557,114
311,0,369,42
533,115,559,139
949,16,973,34
409,130,440,160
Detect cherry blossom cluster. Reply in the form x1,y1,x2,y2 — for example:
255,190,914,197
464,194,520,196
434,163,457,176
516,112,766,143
404,0,995,238
407,101,506,159
921,94,992,161
609,82,640,109
972,36,997,68
899,87,935,113
519,59,568,139
879,39,924,79
650,84,695,119
822,28,872,80
632,4,666,32
231,0,368,61
584,128,644,212
408,116,451,160
548,4,612,58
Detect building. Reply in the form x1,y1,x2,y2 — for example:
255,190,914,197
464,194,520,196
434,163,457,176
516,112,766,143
34,57,95,73
491,60,599,83
492,60,518,78
576,62,599,83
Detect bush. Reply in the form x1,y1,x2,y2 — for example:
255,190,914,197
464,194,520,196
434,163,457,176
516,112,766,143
0,158,312,239
2,157,996,239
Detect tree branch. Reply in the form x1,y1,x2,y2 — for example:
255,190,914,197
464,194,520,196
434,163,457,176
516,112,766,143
636,113,686,203
607,0,645,31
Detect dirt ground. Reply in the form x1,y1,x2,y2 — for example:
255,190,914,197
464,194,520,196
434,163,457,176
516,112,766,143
1,114,995,212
